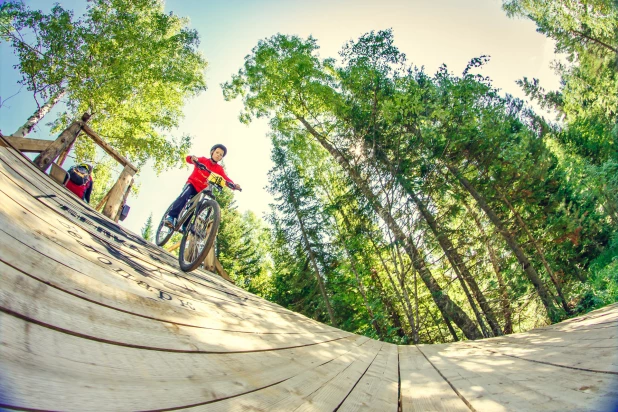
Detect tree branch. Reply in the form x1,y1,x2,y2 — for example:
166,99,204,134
570,28,617,55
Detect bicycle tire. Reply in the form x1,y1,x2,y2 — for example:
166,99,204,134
155,203,175,247
178,199,220,272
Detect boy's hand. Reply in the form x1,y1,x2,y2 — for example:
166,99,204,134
190,155,198,163
234,183,242,190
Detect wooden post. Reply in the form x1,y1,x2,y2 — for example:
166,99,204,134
102,165,135,222
203,245,216,272
166,241,181,252
81,124,136,171
33,113,90,172
2,136,53,153
56,138,76,167
95,190,112,212
214,257,233,283
114,178,134,222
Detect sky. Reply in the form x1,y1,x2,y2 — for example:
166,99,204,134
0,0,562,237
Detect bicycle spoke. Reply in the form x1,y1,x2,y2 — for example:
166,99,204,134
178,200,220,272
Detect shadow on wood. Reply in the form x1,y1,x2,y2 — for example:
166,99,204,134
0,136,617,412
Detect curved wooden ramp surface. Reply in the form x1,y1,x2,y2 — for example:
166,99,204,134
1,139,617,412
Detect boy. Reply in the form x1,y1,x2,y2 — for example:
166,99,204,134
165,144,241,227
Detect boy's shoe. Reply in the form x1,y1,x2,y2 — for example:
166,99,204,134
164,216,176,228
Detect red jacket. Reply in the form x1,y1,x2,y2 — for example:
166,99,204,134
66,176,93,202
186,156,234,192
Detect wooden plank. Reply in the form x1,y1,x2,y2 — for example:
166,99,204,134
0,260,350,352
293,339,385,411
81,124,137,172
419,343,618,412
462,329,618,373
2,136,52,153
338,342,399,411
0,141,336,326
0,311,368,411
0,155,300,320
32,113,89,172
204,337,379,412
0,161,343,334
0,144,246,291
0,205,341,336
399,345,470,412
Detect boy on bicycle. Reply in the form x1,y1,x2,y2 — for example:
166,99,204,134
165,144,241,228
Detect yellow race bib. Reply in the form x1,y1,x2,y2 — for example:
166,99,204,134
208,173,224,187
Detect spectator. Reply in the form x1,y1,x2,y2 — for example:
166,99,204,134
64,163,94,203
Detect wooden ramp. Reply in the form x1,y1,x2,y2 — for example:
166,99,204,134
1,139,617,412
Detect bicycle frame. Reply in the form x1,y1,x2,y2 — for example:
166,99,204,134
174,188,218,231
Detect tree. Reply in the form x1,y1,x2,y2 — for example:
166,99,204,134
224,33,483,340
502,0,618,312
266,142,337,326
0,0,207,172
225,28,615,341
216,185,273,295
141,212,154,242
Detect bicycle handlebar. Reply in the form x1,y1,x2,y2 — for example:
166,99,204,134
193,160,242,191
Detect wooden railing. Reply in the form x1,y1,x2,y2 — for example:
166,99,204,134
2,113,137,222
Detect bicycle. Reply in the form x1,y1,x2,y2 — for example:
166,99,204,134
155,161,241,272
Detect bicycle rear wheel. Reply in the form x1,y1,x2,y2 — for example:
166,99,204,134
155,204,174,247
178,199,220,272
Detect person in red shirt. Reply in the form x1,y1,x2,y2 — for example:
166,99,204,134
64,164,94,203
165,144,241,228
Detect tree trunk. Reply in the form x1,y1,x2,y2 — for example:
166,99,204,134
445,163,563,322
496,188,571,315
12,90,66,138
464,200,513,334
368,268,406,339
408,189,502,337
368,235,418,342
326,193,383,337
288,188,337,327
298,116,482,340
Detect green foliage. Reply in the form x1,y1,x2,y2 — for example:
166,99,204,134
141,212,154,242
226,26,616,342
1,0,207,175
575,235,618,311
215,180,273,295
503,0,618,309
502,0,617,160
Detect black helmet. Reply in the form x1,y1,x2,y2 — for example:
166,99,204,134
210,144,227,157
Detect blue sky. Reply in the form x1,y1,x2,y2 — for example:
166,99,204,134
0,0,561,236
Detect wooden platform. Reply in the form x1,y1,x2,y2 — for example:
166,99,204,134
1,139,617,411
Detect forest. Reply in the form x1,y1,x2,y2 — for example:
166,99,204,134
2,0,617,344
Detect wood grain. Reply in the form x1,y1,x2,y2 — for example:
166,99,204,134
1,140,617,412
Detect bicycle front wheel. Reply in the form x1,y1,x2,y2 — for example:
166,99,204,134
155,203,174,247
178,199,220,272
